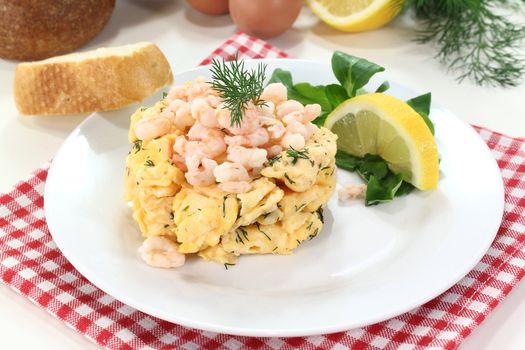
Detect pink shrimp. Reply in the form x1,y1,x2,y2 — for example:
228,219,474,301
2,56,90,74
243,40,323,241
185,156,217,187
161,99,194,131
277,100,304,119
281,132,305,150
213,162,250,183
134,117,171,141
224,127,269,147
266,145,283,158
191,98,220,128
217,104,259,135
261,83,287,105
303,104,322,123
227,145,268,170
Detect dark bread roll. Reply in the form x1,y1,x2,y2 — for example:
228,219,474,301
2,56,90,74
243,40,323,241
0,0,115,61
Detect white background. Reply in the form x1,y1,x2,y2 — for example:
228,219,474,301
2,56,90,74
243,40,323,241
0,0,524,348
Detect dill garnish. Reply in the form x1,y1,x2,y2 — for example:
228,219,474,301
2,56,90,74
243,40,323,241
284,173,295,184
210,54,267,127
162,92,168,99
295,203,306,212
255,222,271,241
224,263,235,270
268,154,282,166
222,196,228,217
132,140,142,154
399,0,525,87
309,228,319,240
144,160,155,167
316,207,324,223
182,205,189,212
140,107,147,111
286,147,309,165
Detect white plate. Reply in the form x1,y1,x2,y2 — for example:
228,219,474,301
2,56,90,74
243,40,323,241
44,59,504,337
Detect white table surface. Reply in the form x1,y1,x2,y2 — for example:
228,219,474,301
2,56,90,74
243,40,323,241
1,1,524,349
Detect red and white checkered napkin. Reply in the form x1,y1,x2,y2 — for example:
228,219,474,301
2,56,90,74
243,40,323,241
1,32,524,350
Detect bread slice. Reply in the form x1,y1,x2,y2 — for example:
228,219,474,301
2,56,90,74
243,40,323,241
14,42,173,116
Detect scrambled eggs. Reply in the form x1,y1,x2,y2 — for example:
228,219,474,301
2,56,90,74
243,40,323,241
124,79,337,268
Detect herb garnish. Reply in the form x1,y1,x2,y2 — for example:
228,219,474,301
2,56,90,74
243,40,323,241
286,147,309,165
316,207,324,224
400,0,525,87
236,227,249,244
162,92,168,99
144,160,155,167
222,196,228,217
132,140,142,154
268,154,282,166
255,222,271,241
224,263,235,270
283,173,295,184
210,54,267,127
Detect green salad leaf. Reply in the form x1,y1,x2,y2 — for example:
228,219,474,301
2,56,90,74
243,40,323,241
406,92,434,135
331,51,385,97
335,151,414,206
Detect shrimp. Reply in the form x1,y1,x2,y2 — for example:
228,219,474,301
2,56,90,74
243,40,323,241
167,85,189,102
161,99,194,131
281,132,305,150
224,127,269,147
185,156,217,187
227,145,268,170
277,100,304,119
187,76,217,101
266,145,283,158
285,120,308,138
172,153,188,172
338,183,367,201
218,181,252,193
191,98,220,128
259,101,276,117
174,124,226,160
189,122,227,157
213,161,250,182
217,104,259,135
267,121,286,140
134,117,171,141
261,83,287,105
138,236,185,268
303,104,322,123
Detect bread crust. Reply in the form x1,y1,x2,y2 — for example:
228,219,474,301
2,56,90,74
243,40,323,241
0,0,115,61
14,43,174,116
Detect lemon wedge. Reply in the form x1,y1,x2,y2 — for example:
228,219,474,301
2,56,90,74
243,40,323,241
306,0,402,32
324,93,439,190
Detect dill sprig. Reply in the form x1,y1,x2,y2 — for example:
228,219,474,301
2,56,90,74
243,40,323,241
286,147,310,165
210,54,267,127
400,0,525,87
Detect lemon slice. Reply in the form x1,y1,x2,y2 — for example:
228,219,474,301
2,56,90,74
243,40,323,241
306,0,402,32
324,93,439,190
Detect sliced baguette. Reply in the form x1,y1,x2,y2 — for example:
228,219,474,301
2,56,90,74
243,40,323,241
14,42,173,116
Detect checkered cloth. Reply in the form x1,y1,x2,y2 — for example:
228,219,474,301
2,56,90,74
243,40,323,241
1,32,524,350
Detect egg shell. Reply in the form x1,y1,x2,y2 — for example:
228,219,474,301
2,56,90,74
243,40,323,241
186,0,229,15
229,0,302,38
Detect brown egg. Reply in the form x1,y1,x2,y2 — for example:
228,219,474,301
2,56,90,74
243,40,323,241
229,0,302,38
186,0,229,15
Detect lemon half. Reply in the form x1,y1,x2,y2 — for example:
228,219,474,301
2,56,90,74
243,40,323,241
325,93,439,190
306,0,402,32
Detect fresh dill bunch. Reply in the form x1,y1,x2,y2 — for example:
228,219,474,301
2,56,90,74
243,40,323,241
210,54,267,127
401,0,525,87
